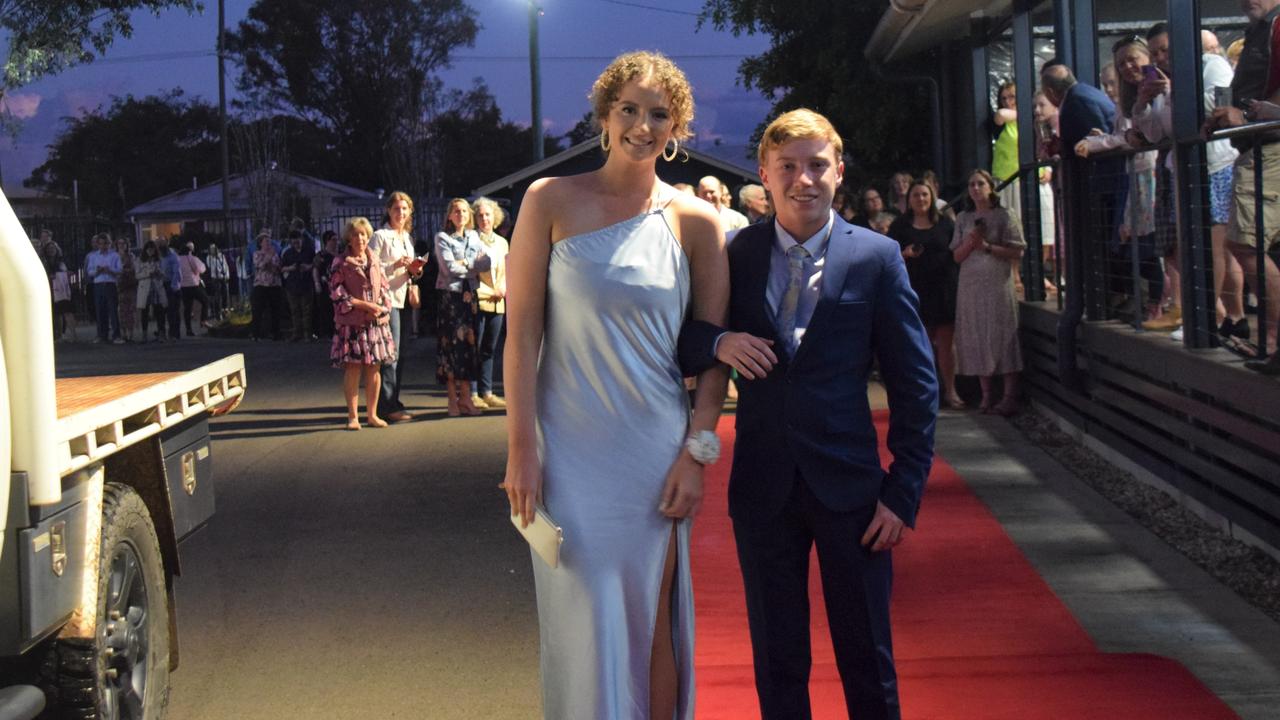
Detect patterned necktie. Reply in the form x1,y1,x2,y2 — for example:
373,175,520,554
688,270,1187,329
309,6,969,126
777,244,810,354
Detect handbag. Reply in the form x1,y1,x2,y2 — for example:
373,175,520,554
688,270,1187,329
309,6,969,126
407,283,421,308
510,505,564,568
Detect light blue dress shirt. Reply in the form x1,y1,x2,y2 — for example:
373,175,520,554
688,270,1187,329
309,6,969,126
85,250,122,284
766,211,834,352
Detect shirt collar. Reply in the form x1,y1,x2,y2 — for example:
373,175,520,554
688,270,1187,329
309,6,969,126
774,211,834,259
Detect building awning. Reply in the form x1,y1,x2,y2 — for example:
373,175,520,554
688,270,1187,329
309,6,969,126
866,0,1013,65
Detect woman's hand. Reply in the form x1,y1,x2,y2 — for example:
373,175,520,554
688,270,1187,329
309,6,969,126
967,228,987,250
658,452,704,519
902,243,923,259
501,454,544,528
1074,139,1091,158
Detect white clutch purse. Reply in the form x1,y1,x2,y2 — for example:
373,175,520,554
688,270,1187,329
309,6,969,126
511,505,564,568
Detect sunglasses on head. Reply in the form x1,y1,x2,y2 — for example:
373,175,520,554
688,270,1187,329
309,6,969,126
1111,34,1148,53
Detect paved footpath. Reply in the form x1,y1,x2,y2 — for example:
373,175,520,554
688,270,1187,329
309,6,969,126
54,334,1280,719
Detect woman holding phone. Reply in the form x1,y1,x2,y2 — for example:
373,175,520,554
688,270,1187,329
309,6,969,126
1075,35,1164,324
889,180,962,409
951,169,1024,415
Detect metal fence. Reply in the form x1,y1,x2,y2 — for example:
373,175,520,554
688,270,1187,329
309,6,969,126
1018,120,1280,551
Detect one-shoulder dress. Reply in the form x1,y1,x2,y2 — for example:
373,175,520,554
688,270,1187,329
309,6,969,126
533,206,695,719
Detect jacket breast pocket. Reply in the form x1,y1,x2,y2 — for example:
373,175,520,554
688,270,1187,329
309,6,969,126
826,300,872,350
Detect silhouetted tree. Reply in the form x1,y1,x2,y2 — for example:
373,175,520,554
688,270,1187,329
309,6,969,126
25,89,219,218
699,0,934,186
226,0,479,191
0,0,200,96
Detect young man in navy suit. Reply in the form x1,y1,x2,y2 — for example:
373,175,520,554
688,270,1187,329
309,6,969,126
696,109,938,719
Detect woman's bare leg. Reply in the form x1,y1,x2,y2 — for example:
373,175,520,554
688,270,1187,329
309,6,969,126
650,523,678,720
1217,225,1246,320
365,365,387,427
343,363,361,429
446,377,460,416
459,379,480,414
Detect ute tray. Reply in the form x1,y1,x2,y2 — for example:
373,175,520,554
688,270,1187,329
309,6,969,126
52,355,245,477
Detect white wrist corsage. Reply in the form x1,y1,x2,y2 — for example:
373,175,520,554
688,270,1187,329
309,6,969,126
685,430,721,465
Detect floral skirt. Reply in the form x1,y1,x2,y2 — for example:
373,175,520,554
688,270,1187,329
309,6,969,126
331,321,396,369
436,288,478,382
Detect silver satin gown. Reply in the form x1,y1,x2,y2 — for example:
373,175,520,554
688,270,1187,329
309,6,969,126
533,207,695,719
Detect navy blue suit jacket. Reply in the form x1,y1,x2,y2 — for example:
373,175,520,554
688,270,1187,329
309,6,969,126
723,217,938,527
1057,82,1115,151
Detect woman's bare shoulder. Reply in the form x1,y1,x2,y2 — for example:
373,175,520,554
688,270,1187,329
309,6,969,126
666,191,721,231
526,172,600,208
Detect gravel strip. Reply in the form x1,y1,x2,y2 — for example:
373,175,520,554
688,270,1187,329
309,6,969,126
1010,408,1280,623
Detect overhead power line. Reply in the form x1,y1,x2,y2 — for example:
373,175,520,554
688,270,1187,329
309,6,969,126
88,50,215,65
592,0,701,16
454,53,746,62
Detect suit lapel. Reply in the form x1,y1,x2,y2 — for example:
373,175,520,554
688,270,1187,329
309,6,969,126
791,218,854,367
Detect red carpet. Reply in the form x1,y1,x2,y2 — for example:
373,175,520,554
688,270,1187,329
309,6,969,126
691,412,1238,719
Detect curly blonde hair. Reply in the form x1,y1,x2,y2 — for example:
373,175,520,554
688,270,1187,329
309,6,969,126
471,197,505,232
343,217,374,243
589,51,694,140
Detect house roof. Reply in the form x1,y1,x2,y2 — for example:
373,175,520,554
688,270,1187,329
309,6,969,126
472,139,760,196
126,171,378,219
2,186,71,202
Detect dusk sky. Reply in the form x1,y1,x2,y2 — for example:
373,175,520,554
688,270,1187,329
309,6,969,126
0,0,777,195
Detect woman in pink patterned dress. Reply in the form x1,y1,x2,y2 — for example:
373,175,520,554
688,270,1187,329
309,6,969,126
330,217,397,430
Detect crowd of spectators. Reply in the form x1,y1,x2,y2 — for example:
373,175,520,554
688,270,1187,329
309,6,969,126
1030,6,1280,376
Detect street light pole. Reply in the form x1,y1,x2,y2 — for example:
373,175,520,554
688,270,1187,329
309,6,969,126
217,0,231,247
528,1,543,162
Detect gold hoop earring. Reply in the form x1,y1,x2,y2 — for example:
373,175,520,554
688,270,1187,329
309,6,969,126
600,130,611,152
662,138,678,162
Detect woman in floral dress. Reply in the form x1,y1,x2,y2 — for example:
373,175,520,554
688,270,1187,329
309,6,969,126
434,198,489,416
330,217,397,430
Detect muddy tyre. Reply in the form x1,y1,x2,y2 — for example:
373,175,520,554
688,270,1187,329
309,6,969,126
40,483,171,720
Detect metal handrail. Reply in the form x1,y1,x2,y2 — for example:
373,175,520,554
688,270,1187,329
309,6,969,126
1209,118,1280,142
944,158,1058,212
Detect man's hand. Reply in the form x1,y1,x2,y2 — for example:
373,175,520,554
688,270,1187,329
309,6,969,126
861,501,907,552
1205,106,1246,137
714,332,777,379
1248,99,1280,121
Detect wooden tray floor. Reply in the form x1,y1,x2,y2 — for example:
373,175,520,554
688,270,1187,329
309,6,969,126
56,372,183,419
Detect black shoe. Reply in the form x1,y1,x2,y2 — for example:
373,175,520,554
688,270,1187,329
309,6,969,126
1220,317,1251,340
1244,357,1280,375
